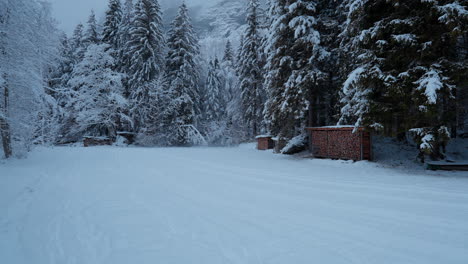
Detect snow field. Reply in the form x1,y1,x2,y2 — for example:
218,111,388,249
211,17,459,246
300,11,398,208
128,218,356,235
1,145,468,264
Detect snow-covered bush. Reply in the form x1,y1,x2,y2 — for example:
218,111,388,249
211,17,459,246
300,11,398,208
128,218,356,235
281,134,308,155
410,126,451,162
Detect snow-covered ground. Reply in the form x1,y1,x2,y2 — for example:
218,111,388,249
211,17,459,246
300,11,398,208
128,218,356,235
1,145,468,264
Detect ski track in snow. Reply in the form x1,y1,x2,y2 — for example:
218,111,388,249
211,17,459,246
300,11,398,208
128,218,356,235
1,145,468,264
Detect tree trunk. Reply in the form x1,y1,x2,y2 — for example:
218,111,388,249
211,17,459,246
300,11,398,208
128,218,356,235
0,74,12,158
0,117,12,158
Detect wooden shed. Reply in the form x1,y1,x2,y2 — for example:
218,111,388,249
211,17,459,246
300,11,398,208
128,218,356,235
256,135,275,150
306,126,372,161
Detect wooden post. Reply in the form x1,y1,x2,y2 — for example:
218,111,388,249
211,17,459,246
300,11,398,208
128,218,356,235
0,73,12,158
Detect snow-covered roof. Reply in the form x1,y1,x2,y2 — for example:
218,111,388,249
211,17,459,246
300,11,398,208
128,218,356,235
316,125,356,128
255,135,273,139
305,125,364,131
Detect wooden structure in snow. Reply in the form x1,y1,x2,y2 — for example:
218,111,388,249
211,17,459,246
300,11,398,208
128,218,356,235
426,161,468,171
306,126,372,161
83,136,113,147
256,135,275,150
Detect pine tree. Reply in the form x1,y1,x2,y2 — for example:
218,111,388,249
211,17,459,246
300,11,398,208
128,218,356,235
237,0,265,138
221,40,238,102
312,0,344,126
126,0,165,129
102,0,123,51
219,40,244,144
456,31,468,135
236,34,244,66
263,0,291,139
127,0,164,86
263,0,326,143
70,23,86,63
162,2,202,146
223,40,235,64
205,58,224,122
49,33,74,106
200,58,229,145
118,0,134,74
83,10,100,45
338,0,468,138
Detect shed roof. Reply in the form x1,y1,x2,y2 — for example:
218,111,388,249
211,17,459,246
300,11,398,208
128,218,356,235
305,126,365,131
255,135,273,139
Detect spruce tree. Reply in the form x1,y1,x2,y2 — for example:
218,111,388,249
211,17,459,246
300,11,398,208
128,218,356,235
102,0,123,51
264,0,325,142
70,23,86,63
49,34,74,106
118,0,134,74
237,0,265,138
126,0,165,129
205,58,224,122
264,0,292,140
222,40,238,102
162,2,202,146
83,10,100,45
312,0,344,126
200,58,229,144
338,0,468,138
127,0,164,86
223,40,235,64
220,40,244,144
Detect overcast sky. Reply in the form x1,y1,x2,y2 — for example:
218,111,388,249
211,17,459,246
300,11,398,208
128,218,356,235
49,0,220,35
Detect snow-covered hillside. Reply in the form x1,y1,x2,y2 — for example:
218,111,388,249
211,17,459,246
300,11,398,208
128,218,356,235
196,0,247,58
1,145,468,264
163,0,260,58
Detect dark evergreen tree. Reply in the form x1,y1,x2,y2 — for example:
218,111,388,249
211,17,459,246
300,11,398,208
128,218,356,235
220,39,244,144
102,0,123,51
49,34,74,105
223,40,235,64
126,0,165,129
204,58,224,122
162,2,202,146
312,0,345,126
127,0,164,86
264,0,325,142
338,0,468,139
456,33,468,135
118,0,134,74
237,0,265,138
70,23,86,63
222,40,238,102
83,10,100,45
236,34,244,67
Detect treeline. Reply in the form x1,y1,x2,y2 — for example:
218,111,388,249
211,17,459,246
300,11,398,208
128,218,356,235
1,0,467,159
51,0,240,147
243,0,468,156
